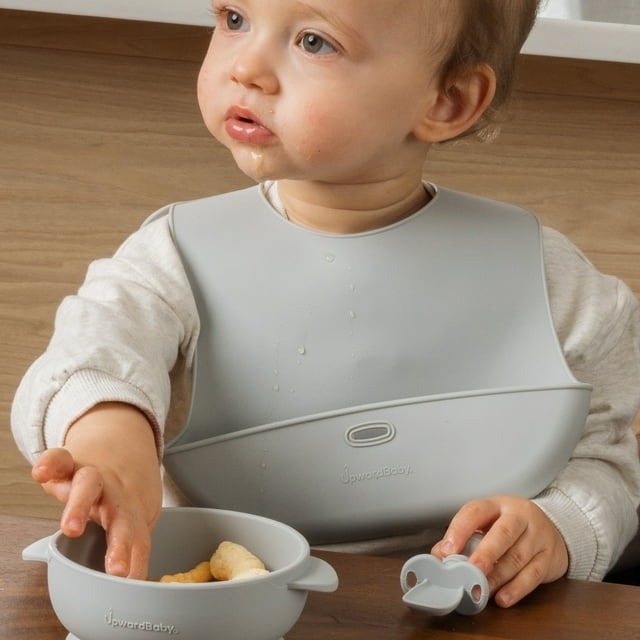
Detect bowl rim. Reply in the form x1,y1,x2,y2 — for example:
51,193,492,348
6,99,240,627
48,507,311,588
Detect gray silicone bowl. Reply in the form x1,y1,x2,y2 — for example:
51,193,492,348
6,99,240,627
23,507,338,640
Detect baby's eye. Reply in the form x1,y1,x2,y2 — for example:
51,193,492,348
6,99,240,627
214,7,248,32
298,32,336,55
226,10,246,31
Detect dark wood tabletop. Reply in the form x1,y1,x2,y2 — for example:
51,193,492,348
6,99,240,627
2,514,639,639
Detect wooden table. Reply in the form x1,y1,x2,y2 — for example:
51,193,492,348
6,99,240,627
2,514,639,639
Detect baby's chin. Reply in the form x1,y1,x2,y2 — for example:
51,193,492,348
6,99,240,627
231,148,279,183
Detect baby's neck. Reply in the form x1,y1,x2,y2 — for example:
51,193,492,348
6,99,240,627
277,179,431,234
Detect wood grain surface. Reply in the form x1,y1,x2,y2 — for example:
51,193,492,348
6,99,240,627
1,10,639,524
3,514,640,640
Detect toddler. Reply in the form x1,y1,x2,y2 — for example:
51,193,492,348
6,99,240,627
12,0,640,608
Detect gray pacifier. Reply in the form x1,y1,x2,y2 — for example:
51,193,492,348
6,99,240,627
400,533,488,616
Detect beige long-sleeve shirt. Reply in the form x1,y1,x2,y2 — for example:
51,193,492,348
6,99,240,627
12,183,640,580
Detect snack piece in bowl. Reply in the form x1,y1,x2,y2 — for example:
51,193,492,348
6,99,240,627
159,560,212,583
157,540,269,583
210,540,269,581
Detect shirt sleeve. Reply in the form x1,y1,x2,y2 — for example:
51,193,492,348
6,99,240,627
533,227,640,580
10,209,200,462
12,208,640,576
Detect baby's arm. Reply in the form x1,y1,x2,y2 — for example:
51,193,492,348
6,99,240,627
433,228,640,606
32,402,162,578
532,229,640,579
12,213,200,577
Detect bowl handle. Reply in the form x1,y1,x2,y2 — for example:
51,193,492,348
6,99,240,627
22,536,52,564
287,556,338,593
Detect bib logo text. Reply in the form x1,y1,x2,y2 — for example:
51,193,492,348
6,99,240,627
340,463,413,485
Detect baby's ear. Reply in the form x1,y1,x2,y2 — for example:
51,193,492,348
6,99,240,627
413,63,496,143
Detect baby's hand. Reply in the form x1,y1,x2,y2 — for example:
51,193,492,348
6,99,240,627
31,403,162,580
431,496,569,608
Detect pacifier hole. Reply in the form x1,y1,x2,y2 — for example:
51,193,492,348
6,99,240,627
405,571,418,589
471,583,482,602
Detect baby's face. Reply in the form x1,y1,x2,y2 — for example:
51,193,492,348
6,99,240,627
198,0,447,185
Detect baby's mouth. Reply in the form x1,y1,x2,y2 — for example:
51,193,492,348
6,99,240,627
225,106,274,144
226,106,263,127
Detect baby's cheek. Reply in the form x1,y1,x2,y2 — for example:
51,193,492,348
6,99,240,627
292,101,335,155
196,68,210,107
196,70,220,126
292,108,345,163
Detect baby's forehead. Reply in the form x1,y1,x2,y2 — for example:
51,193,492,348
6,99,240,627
357,0,463,39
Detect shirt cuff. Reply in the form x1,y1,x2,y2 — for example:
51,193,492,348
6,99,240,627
43,369,164,459
533,486,600,580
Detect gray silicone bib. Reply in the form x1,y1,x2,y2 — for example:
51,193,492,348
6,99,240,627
163,185,590,543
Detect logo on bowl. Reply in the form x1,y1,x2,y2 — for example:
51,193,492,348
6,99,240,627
105,609,179,635
340,463,414,485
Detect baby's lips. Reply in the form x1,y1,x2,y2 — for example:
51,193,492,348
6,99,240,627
226,105,263,127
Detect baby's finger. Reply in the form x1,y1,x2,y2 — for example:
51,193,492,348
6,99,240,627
127,527,153,580
469,517,527,576
481,533,535,595
104,525,134,578
31,448,75,483
103,513,151,579
60,465,104,537
493,551,546,608
433,499,498,557
33,449,77,505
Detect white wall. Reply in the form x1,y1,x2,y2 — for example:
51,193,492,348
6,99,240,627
0,0,214,26
2,0,639,63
